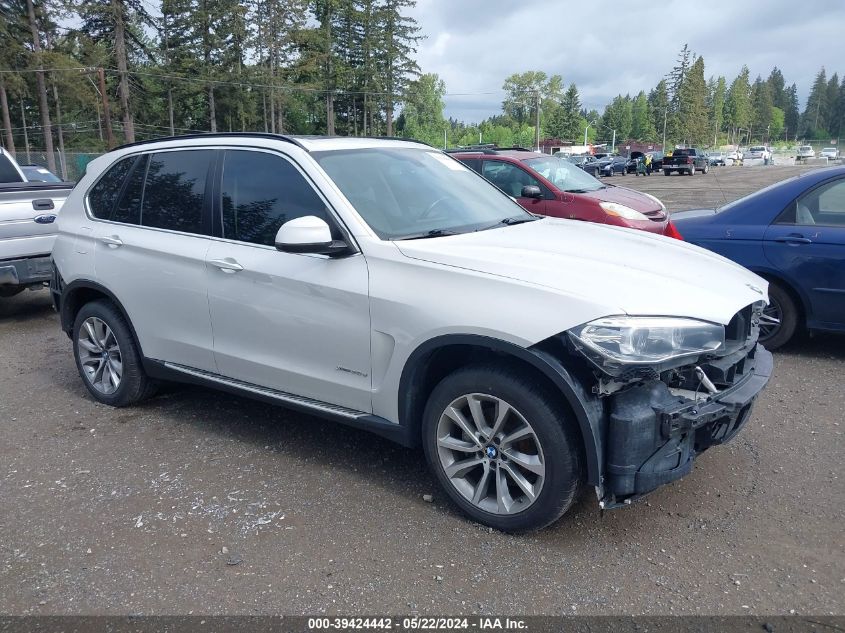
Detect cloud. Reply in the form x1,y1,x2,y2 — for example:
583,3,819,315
409,0,845,122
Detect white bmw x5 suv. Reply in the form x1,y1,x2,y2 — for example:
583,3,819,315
52,134,772,532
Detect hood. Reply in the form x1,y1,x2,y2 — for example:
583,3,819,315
579,184,663,213
394,217,767,326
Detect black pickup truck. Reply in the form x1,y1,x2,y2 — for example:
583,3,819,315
663,148,709,176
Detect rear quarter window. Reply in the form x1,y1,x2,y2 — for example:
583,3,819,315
0,153,24,183
88,156,136,219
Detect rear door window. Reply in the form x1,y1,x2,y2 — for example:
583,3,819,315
481,160,540,197
142,150,214,235
112,155,147,225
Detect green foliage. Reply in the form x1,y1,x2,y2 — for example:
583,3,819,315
397,72,445,146
502,71,562,125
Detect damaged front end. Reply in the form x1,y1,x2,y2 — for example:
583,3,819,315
550,302,773,509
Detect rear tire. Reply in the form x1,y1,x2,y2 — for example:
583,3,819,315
759,282,799,350
664,170,671,176
72,300,158,407
422,364,583,533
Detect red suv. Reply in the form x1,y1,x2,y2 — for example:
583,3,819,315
451,149,681,238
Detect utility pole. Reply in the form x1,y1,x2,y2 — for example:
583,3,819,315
611,129,616,154
534,91,541,152
662,108,668,152
97,68,115,149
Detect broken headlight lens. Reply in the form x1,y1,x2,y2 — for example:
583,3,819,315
568,316,725,368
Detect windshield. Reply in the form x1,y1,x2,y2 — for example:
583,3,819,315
674,149,694,156
524,156,604,192
313,148,535,240
21,166,62,182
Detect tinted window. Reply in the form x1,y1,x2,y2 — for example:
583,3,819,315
481,160,540,197
457,158,481,173
112,155,147,225
0,153,23,183
221,150,328,246
88,156,135,219
142,150,213,234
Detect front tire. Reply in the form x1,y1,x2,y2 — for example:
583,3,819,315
759,283,799,350
422,365,583,532
72,300,158,406
664,170,671,176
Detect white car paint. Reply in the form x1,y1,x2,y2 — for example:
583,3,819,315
53,136,767,426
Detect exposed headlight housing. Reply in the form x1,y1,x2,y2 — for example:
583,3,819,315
568,316,725,376
599,202,649,221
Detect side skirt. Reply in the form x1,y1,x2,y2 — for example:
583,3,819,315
142,359,414,447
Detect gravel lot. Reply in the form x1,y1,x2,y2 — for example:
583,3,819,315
1,165,843,616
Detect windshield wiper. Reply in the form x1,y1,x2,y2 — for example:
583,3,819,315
397,228,460,240
500,215,538,226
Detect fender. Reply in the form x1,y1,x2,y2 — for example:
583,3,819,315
398,334,603,486
58,278,146,357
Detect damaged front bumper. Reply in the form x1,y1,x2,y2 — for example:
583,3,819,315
600,343,773,508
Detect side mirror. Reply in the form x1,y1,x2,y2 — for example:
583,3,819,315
521,185,543,199
274,216,351,257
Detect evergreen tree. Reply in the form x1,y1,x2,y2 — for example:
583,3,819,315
724,66,751,143
767,66,786,110
601,94,632,143
396,72,445,146
630,91,655,140
706,75,726,142
377,0,422,136
801,67,828,138
648,79,669,145
676,56,707,145
784,83,800,140
826,72,839,137
751,75,773,142
558,83,582,141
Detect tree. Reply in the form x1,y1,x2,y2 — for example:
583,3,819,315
724,66,751,143
631,91,655,140
706,75,726,142
25,0,56,169
767,66,786,110
377,0,422,136
676,56,708,145
826,72,840,137
502,71,562,125
751,75,773,142
648,79,669,146
784,83,800,140
801,67,828,138
601,94,632,144
396,72,445,146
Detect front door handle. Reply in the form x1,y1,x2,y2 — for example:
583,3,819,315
775,235,812,245
100,235,123,248
209,258,244,273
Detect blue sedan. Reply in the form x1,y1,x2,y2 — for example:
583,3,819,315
672,166,845,349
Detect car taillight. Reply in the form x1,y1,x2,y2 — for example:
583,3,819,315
664,221,683,240
686,157,693,164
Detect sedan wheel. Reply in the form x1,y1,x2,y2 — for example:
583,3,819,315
435,393,545,515
759,301,781,342
77,316,123,395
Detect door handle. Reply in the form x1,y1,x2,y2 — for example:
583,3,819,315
32,198,55,211
774,235,812,245
100,235,123,248
209,258,244,273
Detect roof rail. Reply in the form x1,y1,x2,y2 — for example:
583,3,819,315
443,148,499,155
113,132,308,152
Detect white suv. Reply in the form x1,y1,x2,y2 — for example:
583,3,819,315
51,134,772,532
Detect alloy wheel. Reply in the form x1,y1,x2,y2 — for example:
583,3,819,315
436,393,545,515
77,317,123,394
759,298,782,343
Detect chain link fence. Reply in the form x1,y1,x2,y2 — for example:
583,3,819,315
11,151,103,182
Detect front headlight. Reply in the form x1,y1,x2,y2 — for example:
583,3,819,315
640,192,666,211
599,202,649,221
568,316,725,372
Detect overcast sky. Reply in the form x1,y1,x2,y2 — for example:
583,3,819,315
408,0,845,123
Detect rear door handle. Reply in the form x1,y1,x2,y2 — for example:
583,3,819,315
209,258,244,273
775,235,812,244
100,235,123,248
32,198,55,211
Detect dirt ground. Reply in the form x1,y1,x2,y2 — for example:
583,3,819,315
0,164,842,616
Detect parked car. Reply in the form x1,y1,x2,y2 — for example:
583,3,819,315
746,146,772,161
597,155,629,177
451,149,678,236
672,166,845,349
820,147,839,160
20,164,64,183
663,148,709,175
796,146,816,161
558,154,596,171
726,149,743,164
706,151,727,166
0,149,72,298
51,133,770,532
